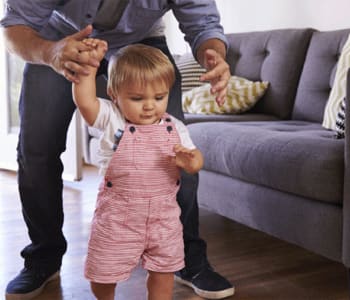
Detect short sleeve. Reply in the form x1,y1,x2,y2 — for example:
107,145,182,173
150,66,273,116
93,98,124,131
171,116,196,149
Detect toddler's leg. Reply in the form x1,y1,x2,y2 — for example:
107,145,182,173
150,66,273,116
90,282,116,300
147,271,174,300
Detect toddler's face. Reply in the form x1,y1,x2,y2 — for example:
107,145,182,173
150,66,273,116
115,81,169,125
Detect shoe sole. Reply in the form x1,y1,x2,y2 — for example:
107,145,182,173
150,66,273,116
174,275,235,299
5,271,60,300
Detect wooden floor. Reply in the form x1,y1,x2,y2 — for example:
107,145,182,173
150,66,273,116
0,165,348,300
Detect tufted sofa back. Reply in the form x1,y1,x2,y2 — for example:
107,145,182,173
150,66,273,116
226,28,314,119
292,29,350,122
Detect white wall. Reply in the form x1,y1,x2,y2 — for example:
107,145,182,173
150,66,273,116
165,0,350,54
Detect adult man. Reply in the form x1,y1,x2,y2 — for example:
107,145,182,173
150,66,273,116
1,1,233,299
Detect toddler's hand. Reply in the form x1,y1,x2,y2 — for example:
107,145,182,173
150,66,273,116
81,38,108,62
173,144,196,169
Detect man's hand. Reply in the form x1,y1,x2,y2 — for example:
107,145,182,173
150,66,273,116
200,49,230,106
47,25,102,83
196,38,231,106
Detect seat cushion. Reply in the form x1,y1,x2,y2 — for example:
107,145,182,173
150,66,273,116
184,112,279,125
188,121,344,205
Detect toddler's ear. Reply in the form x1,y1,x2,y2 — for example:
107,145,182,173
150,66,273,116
107,87,115,99
107,88,119,106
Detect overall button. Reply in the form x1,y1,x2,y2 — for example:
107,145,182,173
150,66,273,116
167,126,173,133
106,181,113,188
176,179,180,186
129,126,136,133
165,117,171,122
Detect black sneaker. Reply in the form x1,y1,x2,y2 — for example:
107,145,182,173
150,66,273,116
175,267,234,299
5,267,60,300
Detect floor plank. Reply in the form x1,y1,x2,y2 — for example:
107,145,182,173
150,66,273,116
0,166,348,299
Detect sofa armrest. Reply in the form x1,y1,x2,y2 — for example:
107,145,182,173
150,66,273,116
342,68,350,266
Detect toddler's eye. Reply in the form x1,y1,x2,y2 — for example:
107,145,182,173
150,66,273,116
155,96,164,101
131,97,142,101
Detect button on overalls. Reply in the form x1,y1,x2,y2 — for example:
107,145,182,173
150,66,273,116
85,114,185,283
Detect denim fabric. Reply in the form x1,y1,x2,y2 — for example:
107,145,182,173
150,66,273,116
18,64,73,270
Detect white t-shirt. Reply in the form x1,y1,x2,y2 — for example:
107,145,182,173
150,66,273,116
92,98,196,174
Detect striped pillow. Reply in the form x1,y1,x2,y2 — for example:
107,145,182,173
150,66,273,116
182,76,269,114
323,34,350,130
175,53,206,92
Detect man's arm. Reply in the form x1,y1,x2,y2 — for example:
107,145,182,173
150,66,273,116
2,25,100,83
171,1,231,105
171,0,227,54
3,25,54,64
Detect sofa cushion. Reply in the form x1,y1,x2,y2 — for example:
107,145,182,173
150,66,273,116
292,29,350,123
184,112,279,125
188,121,344,205
226,28,314,119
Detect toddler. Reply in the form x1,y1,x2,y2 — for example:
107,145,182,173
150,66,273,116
72,40,203,300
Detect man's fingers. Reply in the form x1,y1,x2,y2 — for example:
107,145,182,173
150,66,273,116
211,67,230,89
203,49,217,66
64,61,90,76
215,88,227,106
69,45,100,67
77,42,94,53
63,69,79,83
199,52,230,106
72,25,93,41
200,60,229,82
200,64,220,81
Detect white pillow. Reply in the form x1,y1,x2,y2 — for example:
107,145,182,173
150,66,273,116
182,76,269,114
323,33,350,130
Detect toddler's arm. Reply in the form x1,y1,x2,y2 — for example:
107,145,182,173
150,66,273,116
72,38,108,125
173,145,204,174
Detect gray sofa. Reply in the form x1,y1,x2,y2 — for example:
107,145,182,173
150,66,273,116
82,28,350,274
186,28,350,274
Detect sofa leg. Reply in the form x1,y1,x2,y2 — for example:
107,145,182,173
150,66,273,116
347,268,350,293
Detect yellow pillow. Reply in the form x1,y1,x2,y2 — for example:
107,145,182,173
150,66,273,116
182,76,269,114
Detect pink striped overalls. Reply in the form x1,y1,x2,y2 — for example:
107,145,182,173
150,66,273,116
85,114,185,283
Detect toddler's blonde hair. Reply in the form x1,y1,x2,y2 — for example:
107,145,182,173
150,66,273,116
107,44,175,94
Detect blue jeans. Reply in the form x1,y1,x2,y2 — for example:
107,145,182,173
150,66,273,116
17,36,209,276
